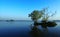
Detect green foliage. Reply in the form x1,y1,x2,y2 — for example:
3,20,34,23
29,10,44,22
28,8,56,22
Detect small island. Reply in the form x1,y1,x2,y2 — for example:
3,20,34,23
6,19,14,22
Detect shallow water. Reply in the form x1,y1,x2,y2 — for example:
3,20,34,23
0,21,60,37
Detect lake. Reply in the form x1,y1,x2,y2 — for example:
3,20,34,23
0,21,60,37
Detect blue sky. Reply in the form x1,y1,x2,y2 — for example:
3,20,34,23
0,0,60,20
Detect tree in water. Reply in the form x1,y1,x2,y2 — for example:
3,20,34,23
28,8,56,26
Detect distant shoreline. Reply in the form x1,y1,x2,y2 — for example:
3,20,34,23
0,20,60,22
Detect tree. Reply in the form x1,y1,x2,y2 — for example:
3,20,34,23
28,10,44,23
42,8,56,22
28,8,56,23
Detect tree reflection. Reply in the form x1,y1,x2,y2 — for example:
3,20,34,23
30,25,48,37
30,22,57,37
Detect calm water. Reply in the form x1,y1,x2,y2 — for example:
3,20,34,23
0,21,60,37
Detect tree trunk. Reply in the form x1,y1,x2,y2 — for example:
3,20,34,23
34,20,38,26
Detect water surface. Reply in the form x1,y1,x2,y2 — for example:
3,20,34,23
0,21,60,37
